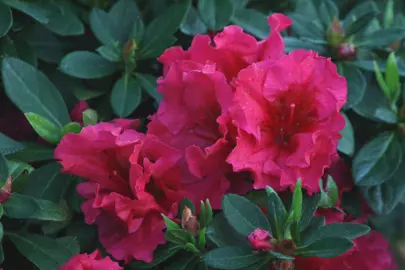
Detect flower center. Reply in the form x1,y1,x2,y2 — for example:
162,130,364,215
263,85,318,150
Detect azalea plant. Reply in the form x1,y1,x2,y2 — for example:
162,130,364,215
0,0,404,269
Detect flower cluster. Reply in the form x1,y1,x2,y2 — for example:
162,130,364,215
54,12,395,268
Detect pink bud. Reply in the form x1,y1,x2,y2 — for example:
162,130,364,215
248,228,273,252
0,176,12,204
70,101,89,125
337,43,356,61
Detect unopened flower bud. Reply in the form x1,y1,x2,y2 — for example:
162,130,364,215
181,206,200,236
326,17,345,46
337,43,356,61
0,176,12,204
122,39,137,60
248,228,273,252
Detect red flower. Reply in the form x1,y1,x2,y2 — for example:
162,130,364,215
147,62,248,208
148,14,291,208
158,14,291,81
59,250,122,270
248,228,273,251
227,50,347,193
55,120,188,263
70,101,89,124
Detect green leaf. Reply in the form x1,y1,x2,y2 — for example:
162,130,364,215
129,244,182,269
32,200,70,221
108,0,140,44
22,162,72,203
90,8,121,48
61,122,82,136
222,194,270,237
299,194,321,231
110,75,142,117
374,60,391,102
65,221,97,252
343,1,379,32
21,24,64,64
1,57,70,128
162,214,181,230
300,216,326,246
345,13,376,37
265,186,287,239
0,132,23,155
291,180,303,222
198,0,233,31
206,212,248,247
205,199,213,226
200,201,207,228
82,109,98,126
230,8,268,39
140,0,191,58
165,229,193,245
0,155,9,188
7,160,34,181
303,223,370,246
319,176,339,208
204,246,264,270
295,237,354,258
338,113,355,156
385,52,401,104
359,148,405,215
355,29,405,48
181,6,207,35
2,0,50,23
6,142,54,163
43,4,84,36
268,251,294,260
139,35,177,60
353,78,397,124
3,193,40,219
135,73,162,102
60,51,118,79
129,16,144,43
56,236,80,255
289,13,325,40
353,132,402,186
167,255,199,270
25,112,61,144
0,3,12,37
7,232,78,270
96,45,121,62
339,63,367,109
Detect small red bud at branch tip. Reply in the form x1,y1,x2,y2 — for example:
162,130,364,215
181,206,200,236
0,176,12,204
248,228,273,252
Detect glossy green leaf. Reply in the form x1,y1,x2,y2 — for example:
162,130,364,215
108,0,140,43
353,132,402,186
3,193,40,219
6,142,54,163
265,186,287,239
338,113,355,156
319,176,339,208
222,194,270,237
181,6,207,35
355,29,405,48
43,4,84,36
340,63,367,109
82,109,99,126
198,0,233,31
110,75,142,117
25,112,61,144
61,122,82,136
385,52,401,104
303,223,370,246
2,57,70,128
60,51,118,79
289,13,325,40
7,232,78,270
295,237,354,258
0,155,9,188
167,255,199,270
0,3,12,37
206,212,248,247
32,200,70,222
299,194,321,231
0,132,23,155
90,8,121,48
204,246,264,269
2,0,50,23
230,8,268,39
140,0,191,58
96,45,121,62
23,162,72,203
135,73,162,102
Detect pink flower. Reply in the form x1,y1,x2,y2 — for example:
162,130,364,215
59,250,122,270
248,228,273,251
70,101,89,124
227,50,347,194
55,120,188,263
148,14,291,208
159,14,291,81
